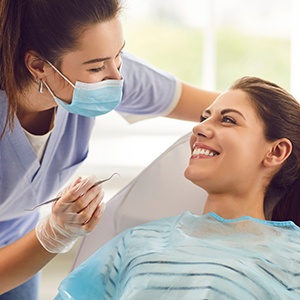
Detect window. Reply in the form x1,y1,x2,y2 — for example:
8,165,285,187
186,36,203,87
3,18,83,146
77,0,295,199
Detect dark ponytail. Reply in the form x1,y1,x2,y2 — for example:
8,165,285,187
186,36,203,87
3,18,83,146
0,0,24,137
272,174,300,225
230,77,300,226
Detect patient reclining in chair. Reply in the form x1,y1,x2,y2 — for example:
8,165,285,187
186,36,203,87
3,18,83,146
55,77,300,299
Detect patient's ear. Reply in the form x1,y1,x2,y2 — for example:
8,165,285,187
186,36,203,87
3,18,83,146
263,138,292,168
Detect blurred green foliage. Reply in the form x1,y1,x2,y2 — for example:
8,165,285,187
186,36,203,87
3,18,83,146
124,20,290,91
217,27,290,90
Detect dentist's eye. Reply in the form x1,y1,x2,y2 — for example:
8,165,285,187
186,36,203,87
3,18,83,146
89,66,105,73
222,116,236,124
115,51,123,58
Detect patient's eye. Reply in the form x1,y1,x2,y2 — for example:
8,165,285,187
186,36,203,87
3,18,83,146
222,115,236,124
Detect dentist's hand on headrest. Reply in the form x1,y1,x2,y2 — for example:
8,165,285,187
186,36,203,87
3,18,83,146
35,175,105,253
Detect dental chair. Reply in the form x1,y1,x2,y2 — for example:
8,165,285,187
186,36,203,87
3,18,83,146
72,132,207,270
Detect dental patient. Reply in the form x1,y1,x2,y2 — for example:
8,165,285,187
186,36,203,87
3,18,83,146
55,77,300,299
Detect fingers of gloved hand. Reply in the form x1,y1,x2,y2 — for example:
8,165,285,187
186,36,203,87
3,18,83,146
82,201,106,233
49,186,102,235
77,188,104,223
52,183,103,221
62,188,104,233
56,176,83,198
72,183,104,214
51,185,104,235
55,174,99,206
68,174,99,200
51,175,99,216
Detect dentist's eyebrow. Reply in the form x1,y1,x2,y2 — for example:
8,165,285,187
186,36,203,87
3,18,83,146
82,41,126,65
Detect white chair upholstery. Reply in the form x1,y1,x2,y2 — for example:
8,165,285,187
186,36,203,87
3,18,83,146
72,132,207,269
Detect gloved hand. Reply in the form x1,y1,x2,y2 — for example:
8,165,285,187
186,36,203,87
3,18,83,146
35,175,105,253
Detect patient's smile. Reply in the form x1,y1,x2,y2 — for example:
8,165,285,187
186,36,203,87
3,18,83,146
192,147,219,157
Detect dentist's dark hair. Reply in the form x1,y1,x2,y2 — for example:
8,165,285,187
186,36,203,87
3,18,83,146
0,0,121,138
230,76,300,226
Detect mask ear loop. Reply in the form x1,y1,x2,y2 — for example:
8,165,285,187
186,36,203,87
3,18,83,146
45,59,76,88
43,81,56,98
43,80,72,106
42,59,77,104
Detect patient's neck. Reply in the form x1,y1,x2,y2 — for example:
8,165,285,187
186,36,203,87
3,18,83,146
203,193,265,220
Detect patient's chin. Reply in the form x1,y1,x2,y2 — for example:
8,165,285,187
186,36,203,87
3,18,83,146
184,167,201,185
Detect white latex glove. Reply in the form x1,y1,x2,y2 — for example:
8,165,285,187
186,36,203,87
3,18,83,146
35,175,105,253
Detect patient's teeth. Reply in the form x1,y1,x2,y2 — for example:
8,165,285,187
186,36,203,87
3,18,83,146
193,148,218,157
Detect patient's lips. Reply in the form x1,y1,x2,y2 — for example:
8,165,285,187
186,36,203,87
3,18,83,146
191,143,219,158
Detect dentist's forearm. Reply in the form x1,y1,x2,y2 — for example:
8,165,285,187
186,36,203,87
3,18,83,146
167,81,219,122
0,230,56,295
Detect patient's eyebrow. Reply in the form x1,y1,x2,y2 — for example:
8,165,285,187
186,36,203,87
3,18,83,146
221,108,246,120
82,41,126,65
203,108,246,120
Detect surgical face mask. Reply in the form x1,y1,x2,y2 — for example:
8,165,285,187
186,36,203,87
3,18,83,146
44,60,123,117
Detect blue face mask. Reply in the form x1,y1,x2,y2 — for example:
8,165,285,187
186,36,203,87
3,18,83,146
44,60,123,117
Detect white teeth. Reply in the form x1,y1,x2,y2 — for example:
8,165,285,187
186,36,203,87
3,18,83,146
193,148,218,157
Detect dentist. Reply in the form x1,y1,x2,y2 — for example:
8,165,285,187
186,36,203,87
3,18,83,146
0,0,218,298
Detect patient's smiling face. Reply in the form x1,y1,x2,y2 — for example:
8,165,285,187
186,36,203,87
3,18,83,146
184,89,273,195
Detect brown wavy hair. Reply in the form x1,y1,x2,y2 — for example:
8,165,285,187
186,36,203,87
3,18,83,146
230,76,300,225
